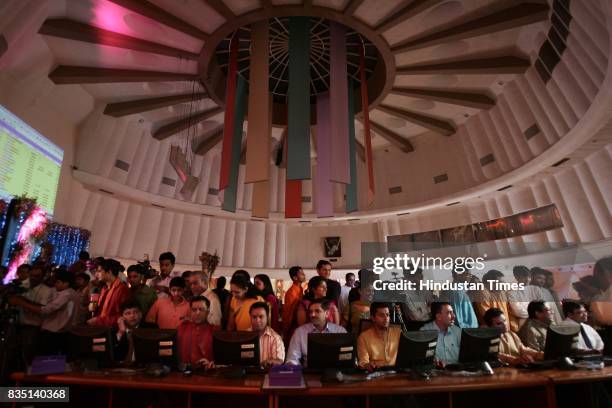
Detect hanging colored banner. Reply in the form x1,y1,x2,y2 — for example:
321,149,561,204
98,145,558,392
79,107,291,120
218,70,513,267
246,21,270,184
359,41,375,205
285,180,302,218
346,79,358,213
219,33,239,190
329,22,350,184
287,17,311,180
316,93,334,218
222,76,248,212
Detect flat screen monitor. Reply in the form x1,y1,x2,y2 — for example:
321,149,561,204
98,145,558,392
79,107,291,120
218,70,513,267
68,326,114,368
544,324,580,360
132,328,178,367
395,330,438,369
459,328,502,364
307,333,356,370
213,331,260,366
0,105,63,215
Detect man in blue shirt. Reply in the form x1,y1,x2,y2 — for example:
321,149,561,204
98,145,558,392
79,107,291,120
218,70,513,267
420,302,461,365
286,298,346,366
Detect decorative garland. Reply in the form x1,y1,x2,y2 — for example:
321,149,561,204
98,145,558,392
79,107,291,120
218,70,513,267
5,196,48,282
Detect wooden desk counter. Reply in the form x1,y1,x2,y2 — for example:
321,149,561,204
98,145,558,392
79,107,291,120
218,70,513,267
540,366,612,385
276,368,549,396
11,371,265,394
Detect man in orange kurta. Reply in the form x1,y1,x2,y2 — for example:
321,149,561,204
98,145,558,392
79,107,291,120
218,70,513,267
88,259,131,328
281,266,305,343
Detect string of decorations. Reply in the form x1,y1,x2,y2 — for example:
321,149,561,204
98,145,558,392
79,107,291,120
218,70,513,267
46,223,90,267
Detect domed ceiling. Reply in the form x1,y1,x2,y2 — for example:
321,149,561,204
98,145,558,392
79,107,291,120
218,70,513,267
32,0,610,222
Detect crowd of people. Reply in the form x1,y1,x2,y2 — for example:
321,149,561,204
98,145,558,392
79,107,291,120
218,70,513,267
1,252,610,372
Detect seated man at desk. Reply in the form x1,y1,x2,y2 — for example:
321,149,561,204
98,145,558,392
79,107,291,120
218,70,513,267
357,302,402,370
518,301,552,352
484,307,543,366
562,301,604,353
114,300,158,363
286,299,346,366
420,302,461,366
178,296,215,369
249,301,285,367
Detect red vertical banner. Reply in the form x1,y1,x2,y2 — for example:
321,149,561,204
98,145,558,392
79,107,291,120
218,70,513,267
359,41,375,205
285,179,302,218
219,33,239,191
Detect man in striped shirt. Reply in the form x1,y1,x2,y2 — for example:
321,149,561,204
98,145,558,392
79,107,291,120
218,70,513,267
249,302,284,367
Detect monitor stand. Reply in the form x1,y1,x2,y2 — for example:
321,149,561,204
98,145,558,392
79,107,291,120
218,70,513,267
222,367,246,379
321,368,342,382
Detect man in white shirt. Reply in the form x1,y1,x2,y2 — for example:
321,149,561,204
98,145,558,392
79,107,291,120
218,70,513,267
188,271,222,327
338,272,355,316
562,301,604,352
11,268,74,356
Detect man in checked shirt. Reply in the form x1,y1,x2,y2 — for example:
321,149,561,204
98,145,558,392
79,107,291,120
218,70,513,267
249,301,285,367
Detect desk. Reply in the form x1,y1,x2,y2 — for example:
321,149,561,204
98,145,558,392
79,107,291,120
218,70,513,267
10,367,612,408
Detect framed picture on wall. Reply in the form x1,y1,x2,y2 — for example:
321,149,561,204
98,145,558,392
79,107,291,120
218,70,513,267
324,237,342,257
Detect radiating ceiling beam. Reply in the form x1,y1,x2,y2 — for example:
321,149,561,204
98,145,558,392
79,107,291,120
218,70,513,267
194,128,223,155
355,139,365,162
39,19,199,60
375,0,444,33
240,141,247,165
377,104,455,136
0,35,7,59
390,87,495,109
368,120,415,152
397,56,531,75
103,92,208,117
391,3,549,53
203,0,236,21
153,107,223,140
343,0,366,15
49,65,199,84
107,0,209,40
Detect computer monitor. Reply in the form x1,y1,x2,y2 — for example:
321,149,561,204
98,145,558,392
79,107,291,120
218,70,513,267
213,331,260,366
307,333,356,370
459,328,502,364
68,326,114,368
132,328,178,368
599,326,611,356
544,324,580,360
395,330,438,370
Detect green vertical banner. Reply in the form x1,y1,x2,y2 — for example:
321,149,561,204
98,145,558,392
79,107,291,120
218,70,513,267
222,76,248,212
346,79,358,213
287,17,311,180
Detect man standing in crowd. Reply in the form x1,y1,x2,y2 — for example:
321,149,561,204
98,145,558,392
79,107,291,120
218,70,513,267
282,266,305,343
88,259,130,328
10,268,76,355
146,277,189,329
338,272,355,316
316,260,340,304
127,264,157,317
188,271,222,327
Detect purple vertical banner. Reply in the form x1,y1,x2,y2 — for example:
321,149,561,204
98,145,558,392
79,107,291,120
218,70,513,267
329,22,350,184
316,93,334,218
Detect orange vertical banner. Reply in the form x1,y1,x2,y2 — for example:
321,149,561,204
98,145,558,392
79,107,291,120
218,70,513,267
246,21,270,184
